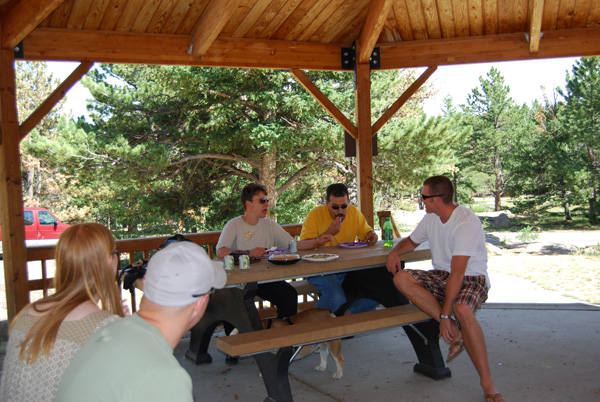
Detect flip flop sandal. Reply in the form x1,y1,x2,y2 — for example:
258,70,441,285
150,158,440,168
485,392,504,402
446,340,465,363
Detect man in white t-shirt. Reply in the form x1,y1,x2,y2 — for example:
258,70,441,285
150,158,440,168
386,176,504,402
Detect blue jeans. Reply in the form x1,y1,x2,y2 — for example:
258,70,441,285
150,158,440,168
308,273,380,314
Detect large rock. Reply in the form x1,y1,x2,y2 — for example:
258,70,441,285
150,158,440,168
493,213,512,228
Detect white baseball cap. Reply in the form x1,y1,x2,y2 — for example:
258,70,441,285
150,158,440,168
144,241,227,307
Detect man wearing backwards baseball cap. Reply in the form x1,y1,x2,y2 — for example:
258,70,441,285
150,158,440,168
56,242,226,402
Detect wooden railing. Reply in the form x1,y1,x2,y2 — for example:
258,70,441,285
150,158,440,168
24,224,303,300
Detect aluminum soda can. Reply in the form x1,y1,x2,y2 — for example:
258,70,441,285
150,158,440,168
239,254,250,269
288,238,297,252
223,255,234,270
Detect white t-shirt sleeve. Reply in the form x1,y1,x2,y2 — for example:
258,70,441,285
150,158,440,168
216,219,237,250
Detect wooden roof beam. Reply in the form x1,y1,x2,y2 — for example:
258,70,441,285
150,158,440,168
19,61,93,139
372,65,437,135
357,0,393,64
1,0,65,50
22,29,342,70
190,0,243,58
290,68,357,138
21,27,600,70
529,0,545,54
380,28,600,69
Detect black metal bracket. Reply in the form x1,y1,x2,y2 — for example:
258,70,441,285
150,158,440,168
370,47,381,70
341,44,356,70
14,41,24,59
341,43,380,71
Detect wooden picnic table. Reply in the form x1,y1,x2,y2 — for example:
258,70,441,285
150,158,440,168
185,239,449,402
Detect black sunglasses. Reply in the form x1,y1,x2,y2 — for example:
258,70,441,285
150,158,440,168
112,249,120,255
331,204,348,210
421,194,444,200
257,198,269,204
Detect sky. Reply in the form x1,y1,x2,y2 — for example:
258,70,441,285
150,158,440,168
47,56,581,119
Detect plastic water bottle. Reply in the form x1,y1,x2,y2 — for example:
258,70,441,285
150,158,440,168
383,217,393,247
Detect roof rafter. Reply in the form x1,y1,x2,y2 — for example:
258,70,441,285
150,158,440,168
357,0,393,64
529,0,545,53
0,0,65,50
190,0,243,58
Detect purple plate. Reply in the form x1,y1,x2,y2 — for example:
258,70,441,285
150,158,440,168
337,242,369,248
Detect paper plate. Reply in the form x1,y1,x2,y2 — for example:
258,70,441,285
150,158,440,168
337,242,369,248
302,253,339,262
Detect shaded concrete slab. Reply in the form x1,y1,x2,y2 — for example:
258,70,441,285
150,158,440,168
177,305,600,402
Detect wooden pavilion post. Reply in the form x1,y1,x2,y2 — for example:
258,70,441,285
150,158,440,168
0,49,29,320
354,60,374,227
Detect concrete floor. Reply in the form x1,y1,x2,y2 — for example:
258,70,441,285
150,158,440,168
175,271,600,402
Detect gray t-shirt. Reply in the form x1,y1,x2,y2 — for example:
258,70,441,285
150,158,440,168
216,216,293,251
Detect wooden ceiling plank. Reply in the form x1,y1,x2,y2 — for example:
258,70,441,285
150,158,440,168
66,0,95,29
116,0,145,32
514,0,529,31
83,0,111,30
497,0,513,33
48,0,74,27
467,0,484,36
232,0,272,37
296,0,347,42
436,0,456,38
529,0,544,53
556,0,577,30
191,0,243,58
129,0,162,33
452,0,470,37
276,0,326,41
380,27,600,69
1,0,66,49
319,0,370,44
404,0,428,40
333,5,370,44
257,0,304,40
357,0,393,63
542,0,560,30
372,65,436,134
219,0,257,36
572,0,592,28
161,0,195,34
245,0,291,39
146,0,180,34
22,28,343,70
98,0,129,31
175,0,211,35
290,68,357,137
378,10,402,43
19,61,93,139
587,0,600,27
482,0,499,35
391,2,414,41
421,0,442,39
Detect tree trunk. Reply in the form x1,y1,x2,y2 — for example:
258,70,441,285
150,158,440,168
493,146,502,211
261,150,278,221
563,200,572,221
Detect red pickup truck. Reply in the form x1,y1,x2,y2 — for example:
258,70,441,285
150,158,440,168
0,207,71,251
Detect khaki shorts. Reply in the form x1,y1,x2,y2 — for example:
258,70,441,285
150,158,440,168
406,269,488,312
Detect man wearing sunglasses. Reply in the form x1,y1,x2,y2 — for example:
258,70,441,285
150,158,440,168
216,183,332,363
300,183,379,315
386,175,503,402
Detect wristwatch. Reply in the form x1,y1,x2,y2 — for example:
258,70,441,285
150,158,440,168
439,314,453,320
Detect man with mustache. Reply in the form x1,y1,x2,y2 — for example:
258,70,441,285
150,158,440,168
300,183,379,315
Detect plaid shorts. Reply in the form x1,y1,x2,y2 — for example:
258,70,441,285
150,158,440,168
406,269,488,312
